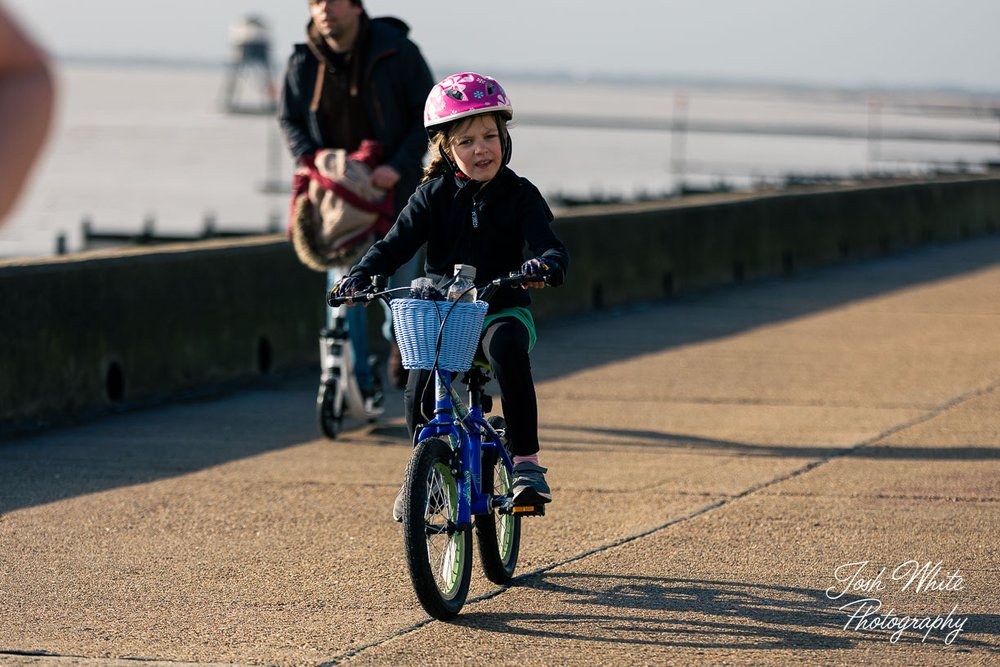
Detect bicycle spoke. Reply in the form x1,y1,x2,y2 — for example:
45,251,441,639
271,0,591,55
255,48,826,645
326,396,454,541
422,464,461,593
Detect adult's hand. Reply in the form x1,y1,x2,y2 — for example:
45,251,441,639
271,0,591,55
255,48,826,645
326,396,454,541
371,165,401,190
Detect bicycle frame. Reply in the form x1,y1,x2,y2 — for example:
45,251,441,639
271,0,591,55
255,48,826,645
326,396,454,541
416,368,515,529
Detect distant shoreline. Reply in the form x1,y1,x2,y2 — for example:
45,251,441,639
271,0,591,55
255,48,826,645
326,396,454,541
54,54,1000,100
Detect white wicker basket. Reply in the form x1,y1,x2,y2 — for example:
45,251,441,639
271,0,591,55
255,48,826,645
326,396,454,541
390,299,489,371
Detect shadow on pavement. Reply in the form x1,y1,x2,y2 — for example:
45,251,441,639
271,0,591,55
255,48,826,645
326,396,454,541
532,236,1000,383
544,425,1000,460
458,572,999,651
0,378,321,515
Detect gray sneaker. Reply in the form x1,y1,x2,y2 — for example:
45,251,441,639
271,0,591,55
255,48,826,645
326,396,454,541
392,485,405,522
512,462,552,506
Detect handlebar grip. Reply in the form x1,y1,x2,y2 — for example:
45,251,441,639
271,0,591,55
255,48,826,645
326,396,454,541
327,289,374,307
327,291,349,307
328,275,388,306
493,271,550,288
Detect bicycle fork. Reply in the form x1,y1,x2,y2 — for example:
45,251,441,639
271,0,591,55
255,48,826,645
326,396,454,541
429,373,518,528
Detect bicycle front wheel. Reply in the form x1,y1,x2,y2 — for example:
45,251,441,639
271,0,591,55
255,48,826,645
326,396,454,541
475,416,521,583
402,437,472,619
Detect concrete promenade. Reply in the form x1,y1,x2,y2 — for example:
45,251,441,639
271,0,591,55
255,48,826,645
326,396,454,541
1,237,998,665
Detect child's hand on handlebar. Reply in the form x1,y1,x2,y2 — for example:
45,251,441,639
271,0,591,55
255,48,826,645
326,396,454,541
329,274,367,305
520,258,552,289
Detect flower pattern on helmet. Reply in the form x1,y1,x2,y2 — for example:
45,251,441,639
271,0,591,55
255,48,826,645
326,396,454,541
424,72,513,130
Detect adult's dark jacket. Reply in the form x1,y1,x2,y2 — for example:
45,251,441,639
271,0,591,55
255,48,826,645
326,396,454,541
350,167,570,314
278,15,433,214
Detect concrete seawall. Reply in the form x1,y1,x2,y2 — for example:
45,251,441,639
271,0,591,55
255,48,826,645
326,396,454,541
0,238,325,427
2,175,998,428
533,175,1000,318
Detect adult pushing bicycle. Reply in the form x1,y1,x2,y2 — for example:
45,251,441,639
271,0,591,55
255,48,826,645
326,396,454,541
329,71,570,618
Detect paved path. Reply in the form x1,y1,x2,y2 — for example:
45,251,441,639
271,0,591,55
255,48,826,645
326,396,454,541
2,238,999,666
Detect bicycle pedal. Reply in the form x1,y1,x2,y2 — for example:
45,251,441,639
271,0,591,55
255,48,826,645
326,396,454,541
512,504,545,517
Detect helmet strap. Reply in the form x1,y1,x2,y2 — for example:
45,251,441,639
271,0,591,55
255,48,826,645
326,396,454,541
500,124,513,166
438,144,470,181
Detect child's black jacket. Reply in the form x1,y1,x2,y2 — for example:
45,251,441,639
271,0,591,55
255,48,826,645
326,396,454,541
350,166,569,314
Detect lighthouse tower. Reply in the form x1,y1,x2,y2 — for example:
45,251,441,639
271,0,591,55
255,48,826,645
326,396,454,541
220,15,277,115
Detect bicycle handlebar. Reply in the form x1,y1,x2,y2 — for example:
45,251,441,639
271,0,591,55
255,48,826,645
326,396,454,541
327,275,396,307
327,270,549,307
478,270,550,301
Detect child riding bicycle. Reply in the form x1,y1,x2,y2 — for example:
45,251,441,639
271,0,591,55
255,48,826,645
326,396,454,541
331,72,569,517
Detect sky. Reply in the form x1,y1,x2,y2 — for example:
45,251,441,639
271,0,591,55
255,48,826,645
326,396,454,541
5,0,1000,93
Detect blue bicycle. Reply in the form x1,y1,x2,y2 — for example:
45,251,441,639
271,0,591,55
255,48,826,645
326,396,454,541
330,271,544,619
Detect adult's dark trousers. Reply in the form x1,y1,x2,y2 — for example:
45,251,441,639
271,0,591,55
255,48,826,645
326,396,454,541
404,317,539,456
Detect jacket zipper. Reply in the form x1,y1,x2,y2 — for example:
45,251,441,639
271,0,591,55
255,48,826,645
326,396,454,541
471,189,486,229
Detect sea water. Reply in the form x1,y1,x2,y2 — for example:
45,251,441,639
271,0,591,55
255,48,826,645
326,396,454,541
1,63,997,258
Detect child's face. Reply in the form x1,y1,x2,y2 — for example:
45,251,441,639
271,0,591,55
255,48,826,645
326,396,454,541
448,115,502,182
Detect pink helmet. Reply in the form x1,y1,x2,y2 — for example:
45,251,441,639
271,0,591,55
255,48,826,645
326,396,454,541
423,72,513,133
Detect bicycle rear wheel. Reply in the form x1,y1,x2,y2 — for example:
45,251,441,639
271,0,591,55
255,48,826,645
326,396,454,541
402,437,472,619
475,416,521,583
